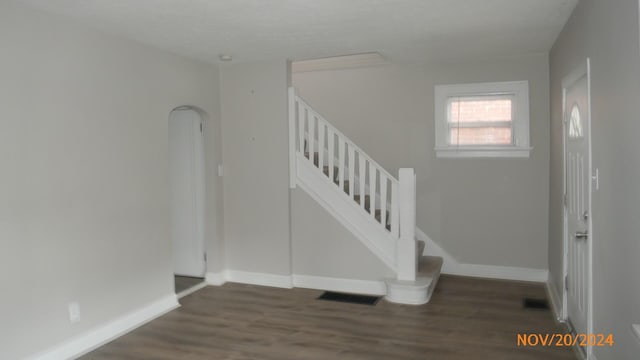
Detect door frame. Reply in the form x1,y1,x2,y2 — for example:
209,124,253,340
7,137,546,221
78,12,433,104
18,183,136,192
561,58,593,359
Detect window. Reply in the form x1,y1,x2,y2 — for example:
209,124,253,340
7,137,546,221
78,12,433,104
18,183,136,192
568,104,583,138
434,81,531,158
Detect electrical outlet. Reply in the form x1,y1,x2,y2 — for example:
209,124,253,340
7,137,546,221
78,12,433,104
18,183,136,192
218,164,224,177
68,302,81,323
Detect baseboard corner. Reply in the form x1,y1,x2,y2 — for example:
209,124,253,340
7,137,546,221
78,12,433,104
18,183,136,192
225,270,293,289
205,271,227,286
29,294,179,360
546,274,564,322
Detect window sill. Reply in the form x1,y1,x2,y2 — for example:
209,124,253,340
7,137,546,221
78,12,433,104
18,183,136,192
435,146,532,158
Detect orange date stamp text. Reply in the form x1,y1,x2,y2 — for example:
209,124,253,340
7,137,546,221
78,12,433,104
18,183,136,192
517,333,614,347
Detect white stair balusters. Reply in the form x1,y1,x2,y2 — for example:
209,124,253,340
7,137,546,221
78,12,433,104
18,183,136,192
289,87,415,276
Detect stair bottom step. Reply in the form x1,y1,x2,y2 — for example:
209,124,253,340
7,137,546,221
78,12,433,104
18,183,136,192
384,255,443,305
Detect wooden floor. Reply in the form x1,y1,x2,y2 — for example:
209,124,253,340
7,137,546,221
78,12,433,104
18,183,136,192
83,276,577,359
175,275,204,294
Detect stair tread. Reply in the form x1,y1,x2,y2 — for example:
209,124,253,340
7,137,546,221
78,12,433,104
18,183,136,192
418,255,443,278
386,256,443,287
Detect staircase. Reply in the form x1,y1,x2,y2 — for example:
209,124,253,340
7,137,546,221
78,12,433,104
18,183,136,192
288,87,442,305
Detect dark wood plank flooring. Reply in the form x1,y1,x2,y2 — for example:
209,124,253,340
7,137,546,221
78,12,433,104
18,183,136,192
175,275,204,294
84,275,577,359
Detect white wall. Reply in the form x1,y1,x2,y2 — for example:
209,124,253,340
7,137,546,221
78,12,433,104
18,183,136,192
0,2,221,358
549,0,640,358
291,190,395,280
220,61,292,277
293,54,550,270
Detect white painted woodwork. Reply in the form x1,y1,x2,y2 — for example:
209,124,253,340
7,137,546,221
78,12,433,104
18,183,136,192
338,139,345,191
397,168,417,281
391,182,400,238
328,128,335,181
358,155,366,209
385,276,434,305
318,118,325,170
348,145,355,198
289,87,417,284
298,103,305,155
169,109,206,278
288,87,296,188
380,173,387,228
562,60,592,341
369,165,377,219
308,113,315,160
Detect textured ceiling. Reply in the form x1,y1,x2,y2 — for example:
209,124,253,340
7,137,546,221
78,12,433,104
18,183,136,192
18,0,578,64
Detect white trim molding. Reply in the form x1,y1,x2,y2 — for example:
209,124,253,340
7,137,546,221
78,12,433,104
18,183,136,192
293,274,386,295
435,146,532,158
225,270,293,289
446,263,548,282
205,271,226,286
415,227,548,282
385,277,434,305
177,281,208,299
28,295,179,360
546,274,565,321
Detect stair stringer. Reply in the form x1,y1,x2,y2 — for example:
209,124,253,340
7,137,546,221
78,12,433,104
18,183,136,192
296,153,397,272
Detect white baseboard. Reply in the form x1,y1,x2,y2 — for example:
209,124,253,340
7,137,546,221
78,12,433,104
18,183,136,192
29,295,179,360
415,227,548,283
446,263,548,282
293,274,386,295
205,271,226,286
225,270,293,289
177,281,208,299
546,274,564,321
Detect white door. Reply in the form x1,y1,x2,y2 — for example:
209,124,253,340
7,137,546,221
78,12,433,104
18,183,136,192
169,109,205,277
563,61,591,339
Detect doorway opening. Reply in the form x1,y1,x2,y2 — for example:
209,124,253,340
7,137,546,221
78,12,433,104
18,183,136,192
169,106,207,297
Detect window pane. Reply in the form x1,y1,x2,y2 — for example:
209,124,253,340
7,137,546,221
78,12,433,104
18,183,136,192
450,127,512,145
569,104,583,138
450,97,512,123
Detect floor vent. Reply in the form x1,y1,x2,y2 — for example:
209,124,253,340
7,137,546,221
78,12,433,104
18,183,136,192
318,291,380,305
523,298,549,310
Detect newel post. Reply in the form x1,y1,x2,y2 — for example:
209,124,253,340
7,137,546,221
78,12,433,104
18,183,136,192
398,168,417,281
288,87,296,188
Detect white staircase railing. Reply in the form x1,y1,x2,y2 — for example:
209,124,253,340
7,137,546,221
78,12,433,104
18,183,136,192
288,87,416,279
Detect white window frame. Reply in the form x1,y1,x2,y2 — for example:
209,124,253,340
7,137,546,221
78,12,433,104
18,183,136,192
434,81,531,158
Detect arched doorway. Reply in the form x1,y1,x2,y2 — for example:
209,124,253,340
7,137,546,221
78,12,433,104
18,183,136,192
169,107,206,295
